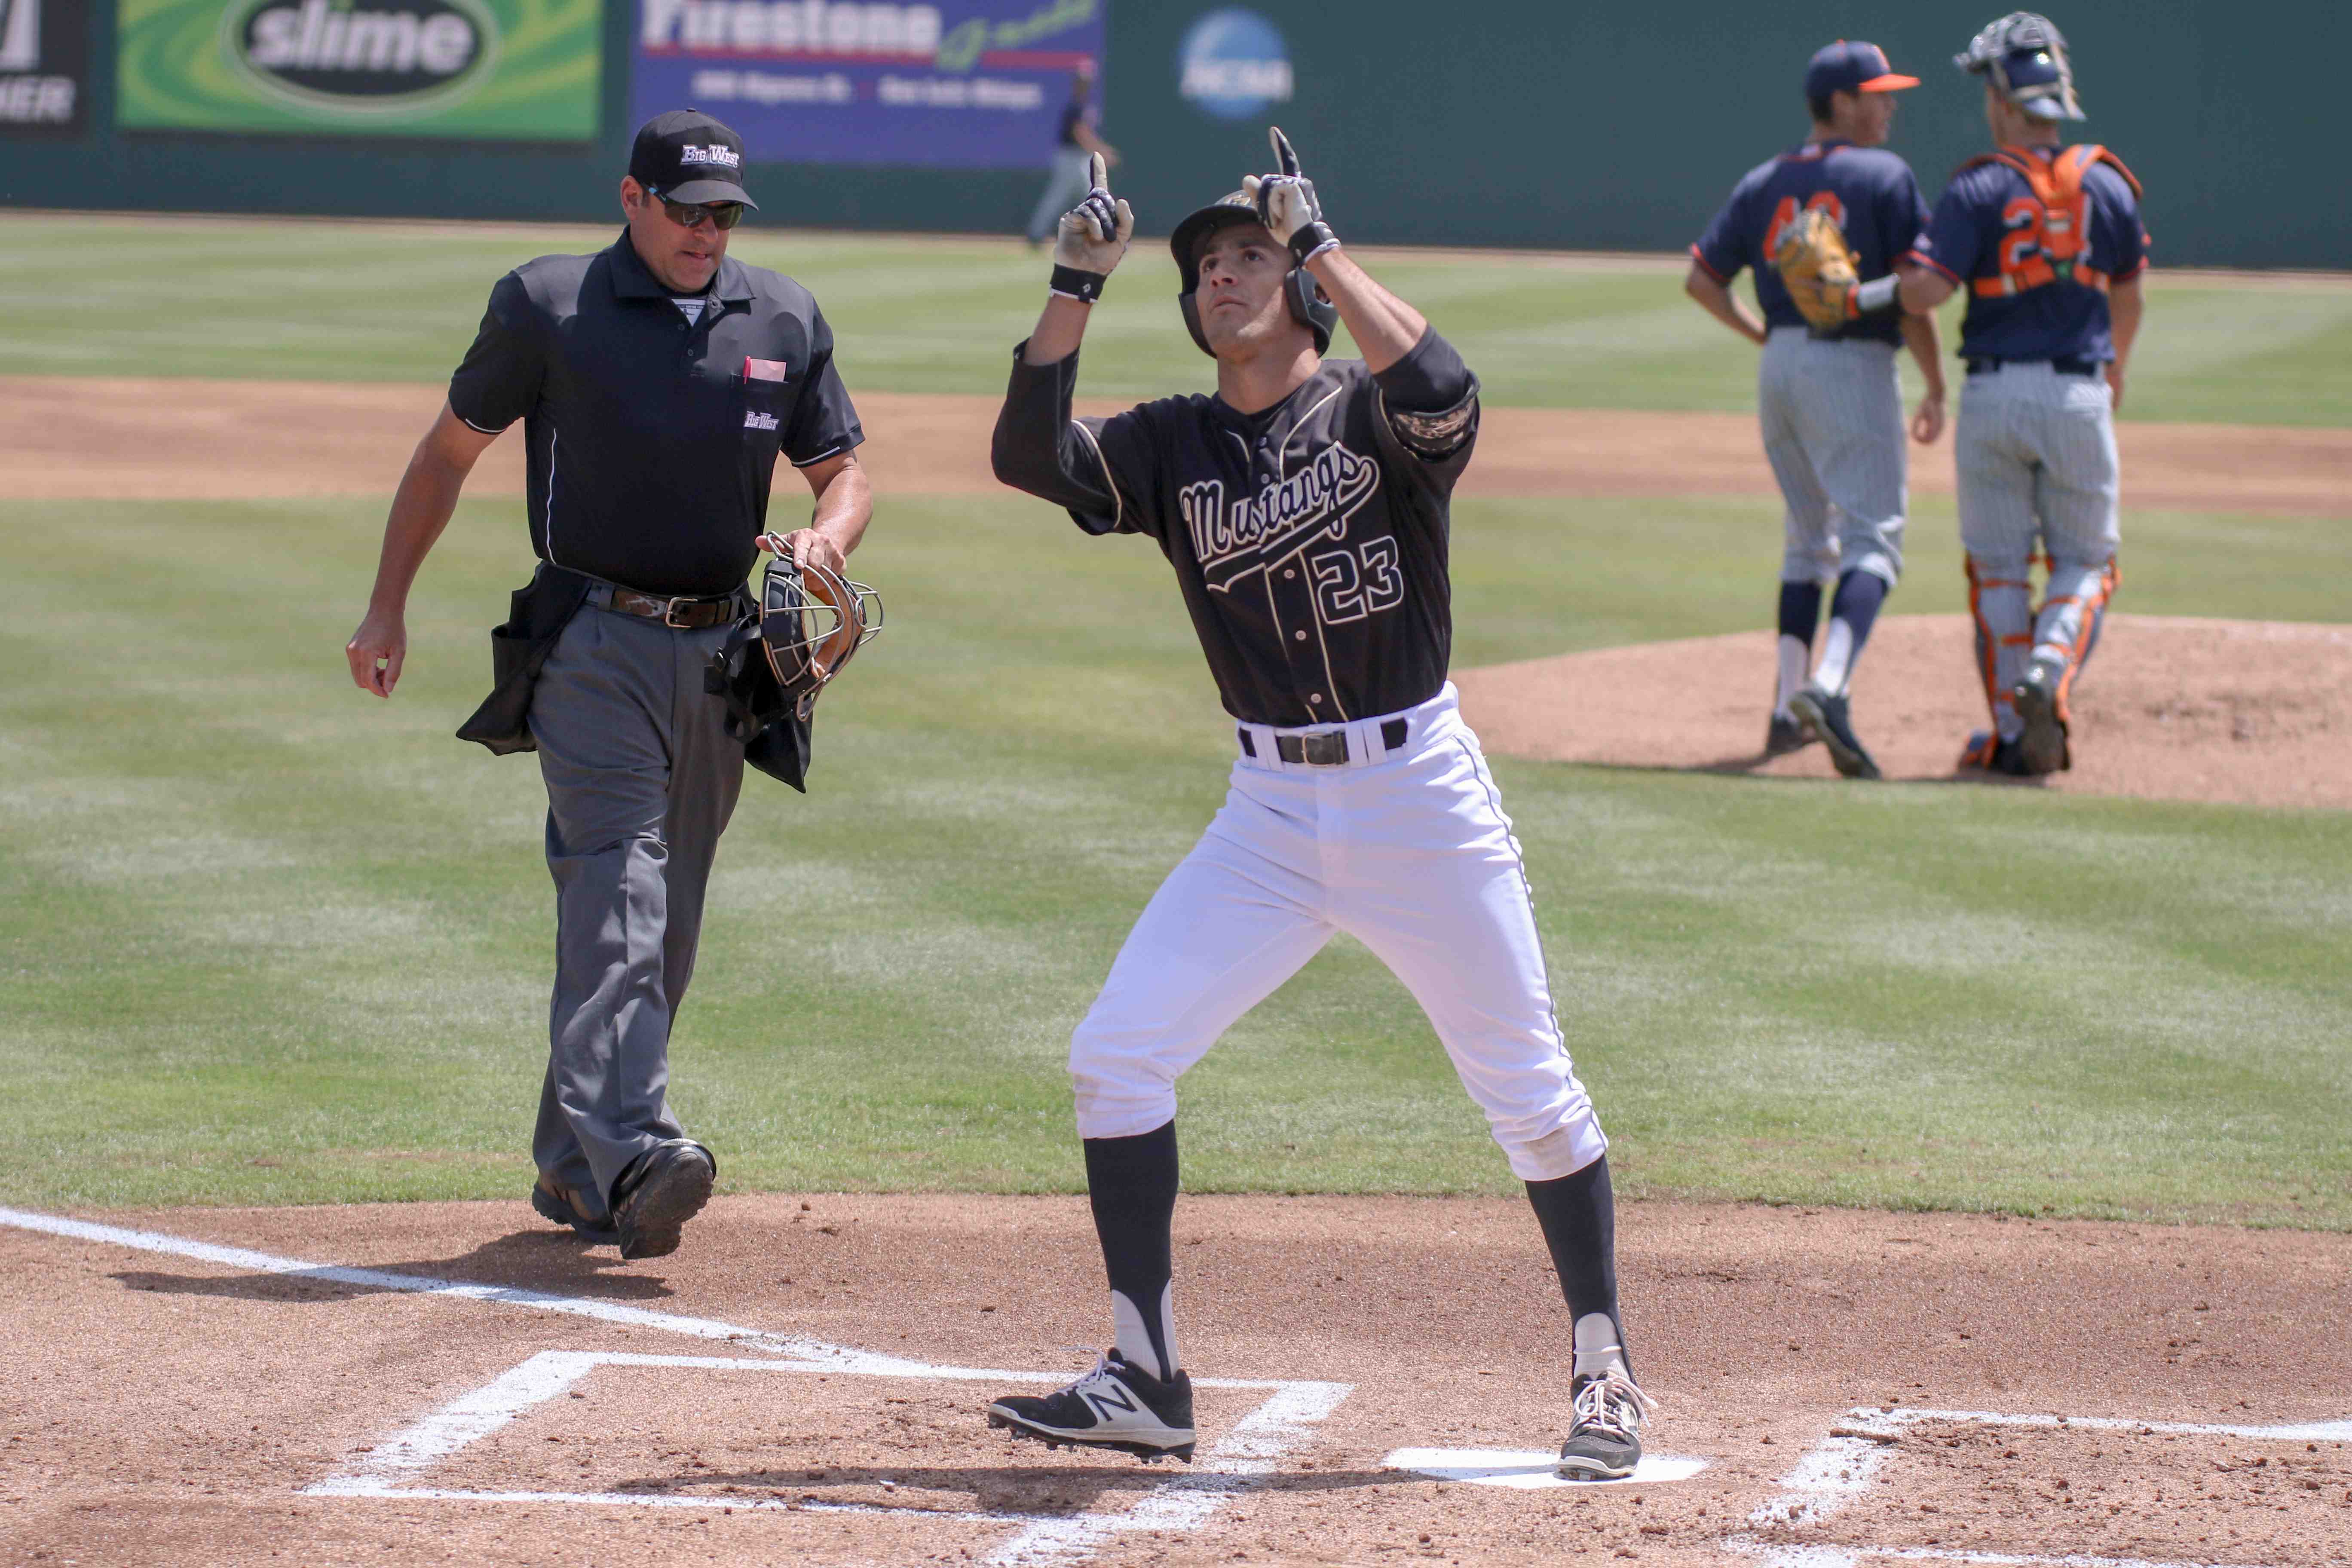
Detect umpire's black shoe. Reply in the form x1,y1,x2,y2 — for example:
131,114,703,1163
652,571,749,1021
530,1177,619,1244
988,1352,1197,1462
1789,682,1882,781
611,1139,717,1262
1556,1368,1654,1482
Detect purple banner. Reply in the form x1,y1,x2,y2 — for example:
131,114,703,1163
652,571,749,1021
631,0,1104,170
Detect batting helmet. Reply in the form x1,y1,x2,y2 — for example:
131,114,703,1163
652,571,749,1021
1955,11,2085,121
1167,192,1337,358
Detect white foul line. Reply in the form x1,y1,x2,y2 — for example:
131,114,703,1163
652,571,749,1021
1,1206,1355,1564
1727,1403,2352,1568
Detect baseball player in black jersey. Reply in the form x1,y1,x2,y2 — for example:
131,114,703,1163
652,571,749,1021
983,136,1651,1481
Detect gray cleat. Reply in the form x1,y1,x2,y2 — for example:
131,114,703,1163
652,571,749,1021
2011,658,2072,775
1556,1368,1654,1482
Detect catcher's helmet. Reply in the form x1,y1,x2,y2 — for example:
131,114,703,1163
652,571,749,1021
1955,11,2085,121
760,551,882,720
1168,193,1337,358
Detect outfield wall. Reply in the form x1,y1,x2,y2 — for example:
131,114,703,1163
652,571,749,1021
6,0,2346,268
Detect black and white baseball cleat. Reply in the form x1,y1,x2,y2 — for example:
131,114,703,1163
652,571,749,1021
1556,1368,1655,1481
988,1352,1197,1463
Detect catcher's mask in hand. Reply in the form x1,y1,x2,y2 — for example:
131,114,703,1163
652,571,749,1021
760,551,882,719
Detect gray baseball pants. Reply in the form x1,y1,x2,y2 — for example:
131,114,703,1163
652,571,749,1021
527,601,744,1219
1955,362,2121,736
1758,327,1908,588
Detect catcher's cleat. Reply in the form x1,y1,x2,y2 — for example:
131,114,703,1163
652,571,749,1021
2011,658,2072,775
1557,1367,1655,1482
1764,712,1815,758
612,1139,716,1262
1957,730,2033,777
988,1353,1197,1463
530,1177,619,1244
1788,683,1881,780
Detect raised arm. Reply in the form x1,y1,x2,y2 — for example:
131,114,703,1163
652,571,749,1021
345,402,500,697
1243,127,1429,373
1021,151,1133,368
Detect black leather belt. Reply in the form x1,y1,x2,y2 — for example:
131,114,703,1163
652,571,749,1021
1965,356,2100,378
1239,718,1411,766
596,585,743,628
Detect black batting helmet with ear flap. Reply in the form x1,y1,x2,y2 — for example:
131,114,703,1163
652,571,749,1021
1168,192,1337,358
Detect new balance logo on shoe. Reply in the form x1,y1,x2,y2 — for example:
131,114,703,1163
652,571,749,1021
1083,1383,1140,1421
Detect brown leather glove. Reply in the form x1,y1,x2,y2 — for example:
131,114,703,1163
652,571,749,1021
1773,207,1862,331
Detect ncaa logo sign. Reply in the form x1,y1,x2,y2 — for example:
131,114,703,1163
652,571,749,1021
1178,7,1291,122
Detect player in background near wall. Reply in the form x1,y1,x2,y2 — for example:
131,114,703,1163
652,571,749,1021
1685,40,1945,780
1025,60,1118,248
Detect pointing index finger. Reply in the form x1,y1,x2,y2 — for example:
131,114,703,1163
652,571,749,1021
1088,150,1108,190
1268,126,1300,177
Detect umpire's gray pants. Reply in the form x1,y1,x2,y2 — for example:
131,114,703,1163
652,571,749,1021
528,603,744,1218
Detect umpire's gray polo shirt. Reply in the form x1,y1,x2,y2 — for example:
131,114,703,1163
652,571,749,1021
450,229,864,598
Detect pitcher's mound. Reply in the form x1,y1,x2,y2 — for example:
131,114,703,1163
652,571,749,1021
1457,614,2352,810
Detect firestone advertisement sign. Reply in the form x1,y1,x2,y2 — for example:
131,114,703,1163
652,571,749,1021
629,0,1106,169
115,0,602,140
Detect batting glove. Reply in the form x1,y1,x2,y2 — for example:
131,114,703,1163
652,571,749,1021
1242,127,1339,268
1050,153,1134,304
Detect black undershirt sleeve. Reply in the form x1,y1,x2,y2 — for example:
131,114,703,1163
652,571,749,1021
1370,328,1481,489
991,342,1159,538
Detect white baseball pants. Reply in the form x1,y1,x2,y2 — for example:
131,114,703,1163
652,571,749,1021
1758,328,1908,588
1068,684,1608,1183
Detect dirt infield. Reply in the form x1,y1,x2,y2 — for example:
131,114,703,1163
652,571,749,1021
1458,613,2352,811
13,376,2350,514
4,1195,2348,1567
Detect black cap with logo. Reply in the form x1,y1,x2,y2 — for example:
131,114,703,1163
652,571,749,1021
629,110,758,208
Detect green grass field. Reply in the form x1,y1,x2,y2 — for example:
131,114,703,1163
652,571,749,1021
12,216,2352,423
3,217,2348,1228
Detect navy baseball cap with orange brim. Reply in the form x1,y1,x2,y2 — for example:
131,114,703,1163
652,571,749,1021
1804,40,1921,98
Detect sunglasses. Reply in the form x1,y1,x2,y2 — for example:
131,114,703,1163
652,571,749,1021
648,187,745,231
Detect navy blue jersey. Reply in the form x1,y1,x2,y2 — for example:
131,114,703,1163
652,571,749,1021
1692,139,1929,345
1908,145,2148,364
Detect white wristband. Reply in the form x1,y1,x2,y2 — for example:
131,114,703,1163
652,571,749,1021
1856,274,1900,314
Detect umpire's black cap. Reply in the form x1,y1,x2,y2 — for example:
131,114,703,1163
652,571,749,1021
629,110,759,208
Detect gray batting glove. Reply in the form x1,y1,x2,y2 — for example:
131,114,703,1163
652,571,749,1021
1243,127,1338,267
1052,152,1135,280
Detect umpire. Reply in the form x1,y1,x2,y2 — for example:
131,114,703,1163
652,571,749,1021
343,110,871,1260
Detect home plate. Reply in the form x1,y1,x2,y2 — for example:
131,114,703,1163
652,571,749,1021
1383,1448,1709,1488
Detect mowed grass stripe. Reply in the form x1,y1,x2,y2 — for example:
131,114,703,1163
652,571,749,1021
8,217,2351,423
2,493,2348,1221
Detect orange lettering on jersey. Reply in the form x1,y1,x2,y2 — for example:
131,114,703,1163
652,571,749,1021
1764,191,1848,261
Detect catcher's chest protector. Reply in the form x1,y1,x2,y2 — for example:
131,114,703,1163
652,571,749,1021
1967,144,2141,298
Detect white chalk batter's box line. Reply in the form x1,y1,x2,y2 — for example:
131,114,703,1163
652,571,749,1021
0,1206,1347,1568
1726,1402,2352,1568
302,1348,1351,1567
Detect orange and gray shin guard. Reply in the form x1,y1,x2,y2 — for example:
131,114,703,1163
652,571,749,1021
1963,554,2036,761
2031,556,2120,729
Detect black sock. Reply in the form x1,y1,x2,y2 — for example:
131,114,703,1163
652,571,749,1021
1525,1155,1631,1381
1083,1120,1180,1381
1829,568,1888,652
1776,580,1823,645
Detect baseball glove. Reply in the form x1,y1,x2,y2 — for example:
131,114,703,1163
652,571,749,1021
1772,207,1862,331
